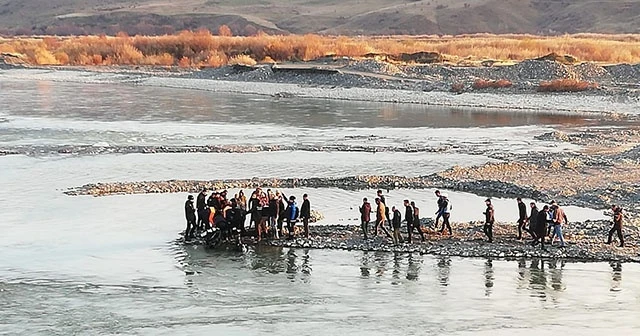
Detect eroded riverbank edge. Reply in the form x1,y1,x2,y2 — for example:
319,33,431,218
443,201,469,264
181,223,640,263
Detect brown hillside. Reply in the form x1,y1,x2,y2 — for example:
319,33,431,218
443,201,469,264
0,0,638,35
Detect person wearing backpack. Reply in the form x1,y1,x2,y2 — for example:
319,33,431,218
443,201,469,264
606,205,625,247
440,194,452,235
286,196,300,239
405,199,425,243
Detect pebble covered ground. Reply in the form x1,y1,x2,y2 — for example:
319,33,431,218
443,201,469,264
183,220,640,263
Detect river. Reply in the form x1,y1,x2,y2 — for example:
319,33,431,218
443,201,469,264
0,69,638,335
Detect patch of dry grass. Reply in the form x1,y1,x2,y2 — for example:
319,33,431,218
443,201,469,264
537,79,598,92
472,79,513,89
1,31,639,66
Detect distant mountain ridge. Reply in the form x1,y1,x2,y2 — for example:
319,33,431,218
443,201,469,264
0,0,638,36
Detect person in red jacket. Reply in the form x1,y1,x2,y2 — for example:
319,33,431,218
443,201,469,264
360,198,372,240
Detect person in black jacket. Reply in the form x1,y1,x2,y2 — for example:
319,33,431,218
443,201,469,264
483,199,495,243
434,190,445,229
531,205,549,251
185,195,196,239
391,206,403,245
528,202,539,244
196,189,207,230
517,198,528,240
300,194,311,239
405,199,425,243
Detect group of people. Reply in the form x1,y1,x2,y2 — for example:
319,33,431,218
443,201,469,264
185,187,627,249
358,190,626,249
184,188,311,242
358,189,453,245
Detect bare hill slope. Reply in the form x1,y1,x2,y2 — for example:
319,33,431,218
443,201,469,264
0,0,638,35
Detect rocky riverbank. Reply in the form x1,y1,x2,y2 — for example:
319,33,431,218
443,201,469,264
182,220,640,263
191,59,640,97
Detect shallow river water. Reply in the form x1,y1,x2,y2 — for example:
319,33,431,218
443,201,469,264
0,70,638,335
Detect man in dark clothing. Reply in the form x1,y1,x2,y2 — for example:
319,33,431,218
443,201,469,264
405,199,425,243
483,199,495,243
360,198,372,240
434,190,445,229
532,205,549,251
439,194,452,235
196,189,207,230
517,198,528,240
300,194,311,239
606,205,625,247
377,190,390,230
528,202,539,242
208,191,221,210
185,195,196,239
391,206,403,245
286,196,300,239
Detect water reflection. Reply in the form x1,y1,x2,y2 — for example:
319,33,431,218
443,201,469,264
0,79,600,129
406,254,422,281
436,256,451,288
177,244,627,298
484,259,495,297
360,251,372,278
285,249,312,283
611,261,622,292
548,259,566,292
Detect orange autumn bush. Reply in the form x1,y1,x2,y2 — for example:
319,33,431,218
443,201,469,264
1,31,639,67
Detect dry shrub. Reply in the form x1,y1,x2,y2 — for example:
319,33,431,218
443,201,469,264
537,79,598,92
472,79,513,89
178,56,191,68
1,33,639,67
228,54,257,66
54,51,70,64
143,53,174,66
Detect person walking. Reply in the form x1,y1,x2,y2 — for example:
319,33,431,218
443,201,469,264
532,205,549,251
411,201,420,231
360,198,372,240
377,190,391,230
550,203,567,248
606,205,625,247
483,199,495,243
392,206,403,245
434,190,445,229
184,195,197,240
516,198,528,240
375,198,392,239
439,194,452,235
528,202,539,243
405,200,425,243
300,194,311,239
